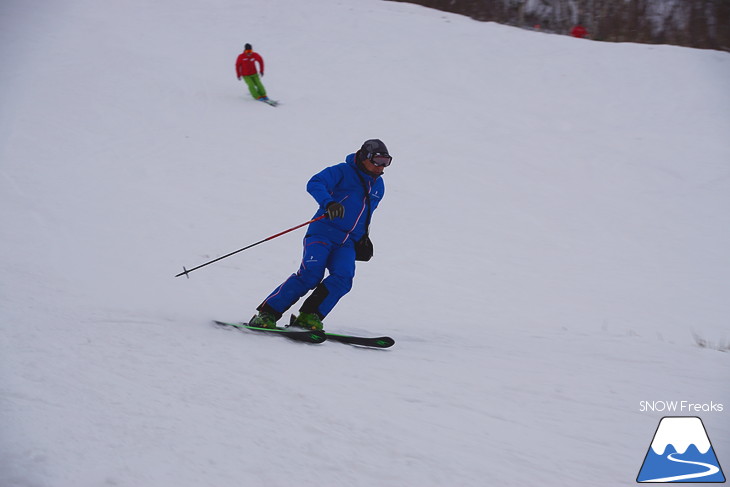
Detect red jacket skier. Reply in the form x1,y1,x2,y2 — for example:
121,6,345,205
235,43,268,101
236,44,264,77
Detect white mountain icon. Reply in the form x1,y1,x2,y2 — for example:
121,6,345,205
637,416,725,483
651,417,711,455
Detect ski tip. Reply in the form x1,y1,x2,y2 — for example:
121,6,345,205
323,333,395,349
213,320,239,327
374,337,395,348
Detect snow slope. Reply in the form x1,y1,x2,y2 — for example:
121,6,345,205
1,0,729,485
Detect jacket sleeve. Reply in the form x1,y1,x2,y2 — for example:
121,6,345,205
255,53,264,75
307,165,343,209
235,55,243,77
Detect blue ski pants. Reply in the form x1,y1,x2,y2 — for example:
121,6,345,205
259,234,356,319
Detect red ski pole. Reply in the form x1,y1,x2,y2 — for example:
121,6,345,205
175,215,327,278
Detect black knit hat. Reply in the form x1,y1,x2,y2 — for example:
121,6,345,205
358,139,389,162
245,43,252,50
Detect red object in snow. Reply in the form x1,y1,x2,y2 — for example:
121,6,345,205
570,25,588,38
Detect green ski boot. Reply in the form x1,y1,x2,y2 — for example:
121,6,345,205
249,311,277,329
292,312,324,331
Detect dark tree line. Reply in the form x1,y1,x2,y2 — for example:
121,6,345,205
386,0,730,51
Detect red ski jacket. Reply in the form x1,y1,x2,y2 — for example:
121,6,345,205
236,51,264,77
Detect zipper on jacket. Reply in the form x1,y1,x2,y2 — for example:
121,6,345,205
340,176,371,244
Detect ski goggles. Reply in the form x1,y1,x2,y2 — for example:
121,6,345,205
368,153,392,167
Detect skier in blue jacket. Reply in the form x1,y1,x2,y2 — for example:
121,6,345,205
249,139,391,331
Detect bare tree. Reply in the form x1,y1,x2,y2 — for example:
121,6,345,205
385,0,730,51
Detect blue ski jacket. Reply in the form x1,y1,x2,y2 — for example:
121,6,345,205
306,153,385,244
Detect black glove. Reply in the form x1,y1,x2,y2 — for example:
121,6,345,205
325,202,345,220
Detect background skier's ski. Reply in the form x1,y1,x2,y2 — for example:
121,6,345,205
259,97,278,106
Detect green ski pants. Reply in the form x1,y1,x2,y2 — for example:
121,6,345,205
243,73,267,99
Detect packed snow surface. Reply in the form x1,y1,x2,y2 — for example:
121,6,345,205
1,0,729,486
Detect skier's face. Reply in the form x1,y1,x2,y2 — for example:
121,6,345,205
362,157,385,176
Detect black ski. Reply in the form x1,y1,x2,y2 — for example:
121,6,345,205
213,319,394,348
213,320,325,344
287,315,394,348
323,332,395,348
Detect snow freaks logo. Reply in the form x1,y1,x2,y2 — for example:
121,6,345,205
637,416,726,483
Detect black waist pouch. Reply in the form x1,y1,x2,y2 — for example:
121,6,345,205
355,235,373,262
